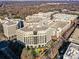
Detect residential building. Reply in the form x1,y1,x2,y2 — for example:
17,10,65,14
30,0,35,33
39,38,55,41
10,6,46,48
16,24,53,48
1,12,76,48
16,12,78,48
3,20,17,39
16,20,71,48
2,17,26,40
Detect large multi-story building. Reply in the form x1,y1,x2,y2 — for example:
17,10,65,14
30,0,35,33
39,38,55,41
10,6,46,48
2,12,78,48
2,18,24,40
64,43,79,59
16,20,54,48
16,20,71,48
3,20,17,39
16,12,78,48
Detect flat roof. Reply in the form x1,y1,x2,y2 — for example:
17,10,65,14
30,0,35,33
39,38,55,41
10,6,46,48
26,11,57,23
21,20,55,32
21,25,48,32
21,20,68,31
69,28,79,44
4,21,16,25
26,16,46,23
21,21,68,32
51,21,68,29
53,13,78,20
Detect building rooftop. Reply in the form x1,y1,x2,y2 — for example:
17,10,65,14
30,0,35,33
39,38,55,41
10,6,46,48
51,21,68,29
69,28,79,44
25,11,58,23
5,21,16,25
26,16,44,23
2,18,19,26
21,19,55,32
64,43,79,59
21,25,48,32
53,13,78,21
20,21,68,32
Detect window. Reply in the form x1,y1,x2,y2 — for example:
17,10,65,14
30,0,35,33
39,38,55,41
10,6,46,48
40,36,44,43
45,35,47,43
25,37,27,44
34,36,38,44
24,37,26,43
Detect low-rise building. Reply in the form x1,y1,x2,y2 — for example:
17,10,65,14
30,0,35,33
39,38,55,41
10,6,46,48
64,43,79,59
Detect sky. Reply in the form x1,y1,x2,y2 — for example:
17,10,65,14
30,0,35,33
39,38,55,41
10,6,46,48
0,0,79,1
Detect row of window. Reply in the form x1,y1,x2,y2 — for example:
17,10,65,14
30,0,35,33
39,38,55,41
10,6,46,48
24,35,47,44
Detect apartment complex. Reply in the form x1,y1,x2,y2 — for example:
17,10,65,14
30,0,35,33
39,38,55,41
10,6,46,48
2,18,24,39
16,12,78,48
1,11,78,48
3,20,17,39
